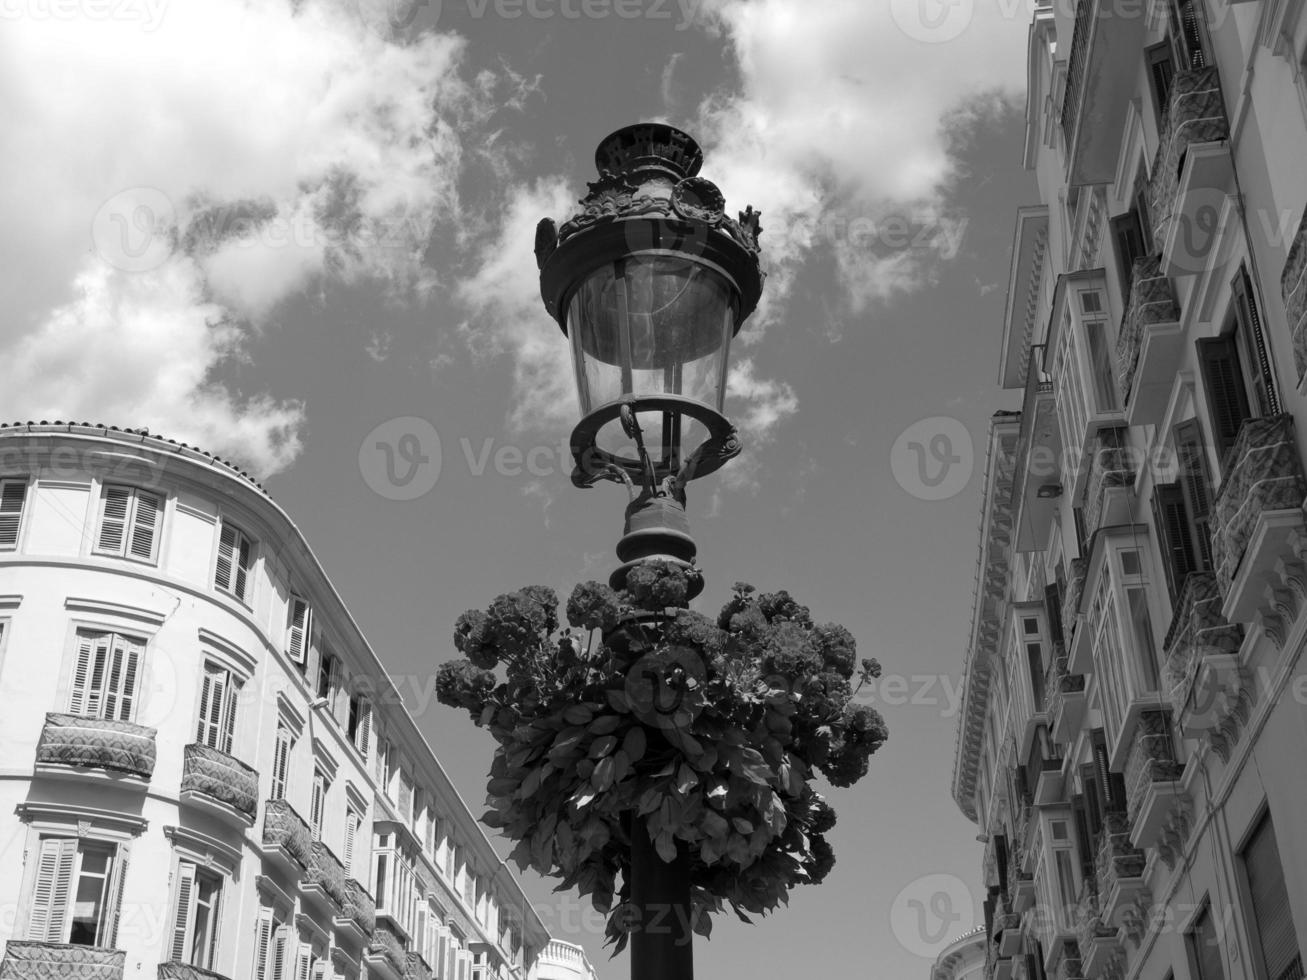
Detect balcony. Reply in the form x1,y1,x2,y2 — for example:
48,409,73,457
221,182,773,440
994,895,1022,957
1210,415,1307,625
1063,558,1088,645
0,942,125,979
158,964,233,980
1282,211,1307,386
1074,881,1122,978
35,713,156,781
1095,812,1149,925
180,743,258,826
1147,68,1233,277
1083,428,1134,539
405,953,432,980
261,799,313,876
1059,0,1149,187
303,839,348,913
1049,940,1086,980
1013,344,1063,553
1164,572,1242,714
1116,255,1182,425
1007,829,1036,912
1049,652,1088,744
365,923,408,980
336,877,376,942
1123,709,1188,859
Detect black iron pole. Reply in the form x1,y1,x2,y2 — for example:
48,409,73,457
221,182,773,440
629,816,694,980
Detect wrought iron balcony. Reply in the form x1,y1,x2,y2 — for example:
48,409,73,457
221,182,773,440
338,877,376,939
158,963,233,980
405,952,432,980
262,798,313,874
303,838,348,911
1210,415,1307,624
1164,572,1242,716
1083,428,1134,538
1147,68,1232,275
1123,709,1188,862
1074,881,1121,979
0,941,125,980
1283,211,1307,386
1095,812,1149,925
1116,255,1181,423
35,712,156,780
367,923,408,977
180,743,258,824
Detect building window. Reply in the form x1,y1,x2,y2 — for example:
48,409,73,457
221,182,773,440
213,521,254,603
168,860,222,968
1147,42,1176,120
286,595,312,667
69,630,145,721
0,477,29,549
317,651,339,705
94,485,163,563
25,837,126,946
1169,0,1209,70
399,769,414,823
196,662,241,754
254,907,289,980
1188,902,1226,980
348,692,371,758
1242,812,1303,980
270,723,293,801
1088,546,1163,744
344,806,361,880
1153,417,1216,600
310,768,329,841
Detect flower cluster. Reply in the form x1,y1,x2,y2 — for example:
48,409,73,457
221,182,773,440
435,564,888,949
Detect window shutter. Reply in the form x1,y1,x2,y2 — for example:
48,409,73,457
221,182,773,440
254,910,274,980
1244,814,1302,980
1112,211,1146,294
1151,50,1175,115
287,597,310,665
356,699,371,758
28,838,77,942
128,491,162,562
97,485,131,555
311,772,325,840
296,948,312,980
1174,418,1215,570
272,926,288,980
103,635,142,722
1173,0,1207,68
272,727,291,801
84,633,111,719
106,844,129,947
1198,335,1252,467
1152,483,1196,601
235,535,252,601
1044,583,1065,649
0,479,26,547
1027,643,1045,709
170,861,197,962
221,678,239,755
1234,266,1280,416
68,633,97,716
215,524,236,593
344,811,357,878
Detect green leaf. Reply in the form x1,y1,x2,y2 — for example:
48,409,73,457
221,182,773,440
654,830,678,864
563,704,594,725
589,735,618,759
589,714,622,735
731,817,754,834
621,726,646,763
606,689,631,713
592,755,616,791
675,764,699,796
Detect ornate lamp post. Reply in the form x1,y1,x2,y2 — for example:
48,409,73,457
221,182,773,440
535,123,763,601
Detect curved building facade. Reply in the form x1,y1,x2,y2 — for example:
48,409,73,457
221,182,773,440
0,423,550,980
534,941,597,980
931,929,986,980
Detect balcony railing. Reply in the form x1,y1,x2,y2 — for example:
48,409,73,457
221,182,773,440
1163,572,1242,709
1049,940,1086,980
35,713,156,779
1147,67,1230,257
1282,211,1307,385
341,877,377,937
1123,709,1187,856
1074,880,1121,978
1083,428,1134,538
1095,812,1148,923
1116,254,1180,408
304,839,349,910
1007,832,1035,911
180,743,258,823
262,798,313,873
1063,558,1087,641
1210,415,1307,619
369,923,408,976
158,964,233,980
405,953,432,980
0,942,125,980
1049,653,1088,744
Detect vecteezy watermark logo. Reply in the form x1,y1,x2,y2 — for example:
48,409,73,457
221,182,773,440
359,417,442,501
0,0,169,30
890,416,974,501
890,872,975,958
91,187,175,273
1167,187,1227,276
890,0,973,43
624,645,706,730
355,0,441,37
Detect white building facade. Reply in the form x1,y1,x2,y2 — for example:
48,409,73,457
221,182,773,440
933,929,988,980
953,3,1307,980
0,423,550,980
534,941,596,980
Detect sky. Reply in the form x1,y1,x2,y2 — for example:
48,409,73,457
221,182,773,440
1,0,1040,976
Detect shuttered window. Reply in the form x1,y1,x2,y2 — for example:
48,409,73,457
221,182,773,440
254,908,276,980
26,838,123,947
1174,419,1215,570
1199,335,1253,468
348,693,371,758
69,630,144,722
0,478,28,549
1148,43,1176,119
1170,0,1208,68
168,860,222,968
1153,483,1197,601
317,652,339,704
1233,265,1280,418
311,769,328,841
344,808,360,879
95,485,164,563
1112,211,1147,295
214,522,254,602
271,724,292,801
1243,813,1303,980
1189,902,1226,980
1092,730,1127,812
196,662,241,754
286,596,311,666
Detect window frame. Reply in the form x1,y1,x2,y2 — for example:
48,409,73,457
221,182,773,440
22,834,129,948
195,660,242,755
0,477,30,550
93,483,164,565
213,519,255,605
168,857,224,969
67,628,147,723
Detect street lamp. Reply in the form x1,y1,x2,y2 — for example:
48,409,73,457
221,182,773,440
536,122,763,600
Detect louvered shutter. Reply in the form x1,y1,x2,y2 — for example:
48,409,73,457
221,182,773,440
1174,419,1215,570
68,633,98,715
272,726,291,800
356,699,371,758
1044,583,1065,649
295,948,311,980
1151,50,1176,116
28,838,77,942
221,678,239,755
272,926,288,980
344,810,357,878
170,861,196,962
96,485,131,554
1071,794,1095,886
1199,336,1252,467
287,597,310,665
128,491,162,562
215,524,236,593
106,844,128,947
83,633,111,719
1173,0,1207,68
1093,733,1127,812
254,909,274,980
311,772,325,840
234,534,252,601
1152,483,1197,601
1111,212,1146,294
0,479,26,547
1244,814,1302,980
103,635,142,722
1234,266,1280,416
399,770,413,822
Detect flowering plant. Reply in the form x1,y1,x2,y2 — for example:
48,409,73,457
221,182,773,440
435,561,887,950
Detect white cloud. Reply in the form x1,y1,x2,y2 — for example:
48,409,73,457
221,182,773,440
0,0,479,477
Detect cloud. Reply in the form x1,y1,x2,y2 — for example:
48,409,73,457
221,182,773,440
0,0,479,477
